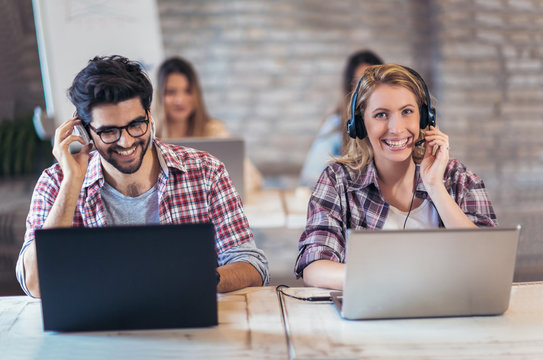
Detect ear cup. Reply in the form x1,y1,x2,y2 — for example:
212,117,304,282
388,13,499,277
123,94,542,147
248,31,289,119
347,116,357,139
420,103,429,129
427,106,436,128
403,66,436,130
355,114,366,139
347,76,366,139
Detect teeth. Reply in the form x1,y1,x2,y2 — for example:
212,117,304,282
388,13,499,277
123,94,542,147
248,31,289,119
384,139,408,147
116,147,136,156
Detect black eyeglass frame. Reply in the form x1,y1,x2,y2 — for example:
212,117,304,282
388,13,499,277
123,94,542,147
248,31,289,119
86,115,150,144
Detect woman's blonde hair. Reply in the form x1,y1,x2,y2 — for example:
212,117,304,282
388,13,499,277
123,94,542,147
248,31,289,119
336,64,434,171
154,56,212,138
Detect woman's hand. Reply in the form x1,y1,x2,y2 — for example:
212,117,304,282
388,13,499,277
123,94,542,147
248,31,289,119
52,118,92,183
419,126,449,190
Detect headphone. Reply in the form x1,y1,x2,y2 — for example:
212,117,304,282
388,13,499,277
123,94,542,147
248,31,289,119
346,65,436,139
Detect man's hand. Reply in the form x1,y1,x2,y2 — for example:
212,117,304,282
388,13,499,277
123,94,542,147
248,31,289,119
52,118,92,183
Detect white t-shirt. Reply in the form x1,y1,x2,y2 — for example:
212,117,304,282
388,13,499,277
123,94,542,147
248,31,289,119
382,199,440,229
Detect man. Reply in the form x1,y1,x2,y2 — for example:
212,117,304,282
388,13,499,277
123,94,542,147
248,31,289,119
16,55,268,298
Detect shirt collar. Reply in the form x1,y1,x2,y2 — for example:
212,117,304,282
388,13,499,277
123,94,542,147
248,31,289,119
358,161,380,189
82,150,104,189
154,138,186,173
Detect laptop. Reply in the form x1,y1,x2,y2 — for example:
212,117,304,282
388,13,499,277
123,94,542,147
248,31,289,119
331,226,521,320
35,223,218,332
166,137,245,200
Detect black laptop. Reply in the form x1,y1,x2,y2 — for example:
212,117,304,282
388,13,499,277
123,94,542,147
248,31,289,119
35,223,218,332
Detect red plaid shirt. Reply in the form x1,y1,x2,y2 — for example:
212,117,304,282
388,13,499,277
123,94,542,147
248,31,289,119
295,159,498,278
18,139,256,291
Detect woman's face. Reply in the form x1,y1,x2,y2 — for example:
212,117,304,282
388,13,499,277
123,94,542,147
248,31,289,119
163,73,196,123
363,83,420,166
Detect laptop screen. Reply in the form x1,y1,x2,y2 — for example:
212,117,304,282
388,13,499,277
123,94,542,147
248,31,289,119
165,137,245,200
35,223,218,332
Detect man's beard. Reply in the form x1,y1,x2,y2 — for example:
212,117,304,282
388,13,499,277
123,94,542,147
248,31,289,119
98,136,150,174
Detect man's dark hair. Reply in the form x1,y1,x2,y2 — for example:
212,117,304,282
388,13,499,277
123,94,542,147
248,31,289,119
68,55,153,125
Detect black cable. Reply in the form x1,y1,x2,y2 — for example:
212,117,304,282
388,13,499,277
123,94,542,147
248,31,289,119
403,166,421,229
275,284,332,302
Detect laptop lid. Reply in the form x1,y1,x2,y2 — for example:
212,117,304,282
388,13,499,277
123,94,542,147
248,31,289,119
338,226,521,320
35,223,218,332
166,137,245,200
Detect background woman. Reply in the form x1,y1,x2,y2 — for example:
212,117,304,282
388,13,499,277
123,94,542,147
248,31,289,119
299,49,384,188
295,64,497,290
155,56,262,193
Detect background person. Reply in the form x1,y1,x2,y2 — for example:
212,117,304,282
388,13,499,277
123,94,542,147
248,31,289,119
295,64,497,290
155,56,263,194
299,50,384,189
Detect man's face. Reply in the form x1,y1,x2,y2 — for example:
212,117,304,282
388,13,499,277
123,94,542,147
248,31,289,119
89,97,151,175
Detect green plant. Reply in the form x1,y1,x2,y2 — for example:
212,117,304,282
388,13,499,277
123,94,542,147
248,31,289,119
0,115,53,177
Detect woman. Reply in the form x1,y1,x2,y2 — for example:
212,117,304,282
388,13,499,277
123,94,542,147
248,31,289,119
155,57,228,138
299,50,384,188
295,64,497,290
155,56,262,193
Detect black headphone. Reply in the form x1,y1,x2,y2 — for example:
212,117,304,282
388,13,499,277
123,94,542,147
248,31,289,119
346,65,436,139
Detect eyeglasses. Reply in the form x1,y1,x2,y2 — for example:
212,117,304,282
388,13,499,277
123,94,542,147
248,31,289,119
87,116,149,144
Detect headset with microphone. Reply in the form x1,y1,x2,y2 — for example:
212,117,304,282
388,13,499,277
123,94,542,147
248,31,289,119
345,65,437,228
346,65,436,141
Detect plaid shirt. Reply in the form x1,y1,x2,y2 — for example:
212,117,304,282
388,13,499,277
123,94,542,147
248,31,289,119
17,139,266,294
295,159,498,278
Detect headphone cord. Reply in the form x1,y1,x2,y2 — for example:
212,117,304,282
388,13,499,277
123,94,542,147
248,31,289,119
275,284,332,302
403,166,421,229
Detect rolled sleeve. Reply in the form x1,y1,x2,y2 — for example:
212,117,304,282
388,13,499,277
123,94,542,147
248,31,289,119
444,160,498,227
295,167,348,278
16,169,61,297
218,240,269,285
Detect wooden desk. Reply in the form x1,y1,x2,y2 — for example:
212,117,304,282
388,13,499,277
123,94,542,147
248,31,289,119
0,287,287,360
280,282,543,359
2,284,543,359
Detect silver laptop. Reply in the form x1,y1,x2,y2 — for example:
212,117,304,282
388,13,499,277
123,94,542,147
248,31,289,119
331,226,521,320
166,137,245,200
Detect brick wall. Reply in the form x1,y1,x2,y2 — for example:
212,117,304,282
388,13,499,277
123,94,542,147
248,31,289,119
435,0,543,271
158,0,433,175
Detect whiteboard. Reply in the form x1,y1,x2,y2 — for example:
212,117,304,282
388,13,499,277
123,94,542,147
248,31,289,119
32,0,164,137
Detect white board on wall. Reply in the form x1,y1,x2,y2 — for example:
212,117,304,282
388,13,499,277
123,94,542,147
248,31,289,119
32,0,164,138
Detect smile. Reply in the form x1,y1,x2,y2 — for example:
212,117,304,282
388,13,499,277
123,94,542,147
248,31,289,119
383,137,410,149
115,147,137,156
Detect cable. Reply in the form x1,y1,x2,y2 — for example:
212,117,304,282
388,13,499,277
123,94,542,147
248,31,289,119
403,186,417,229
275,284,332,302
403,166,421,229
276,284,295,360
